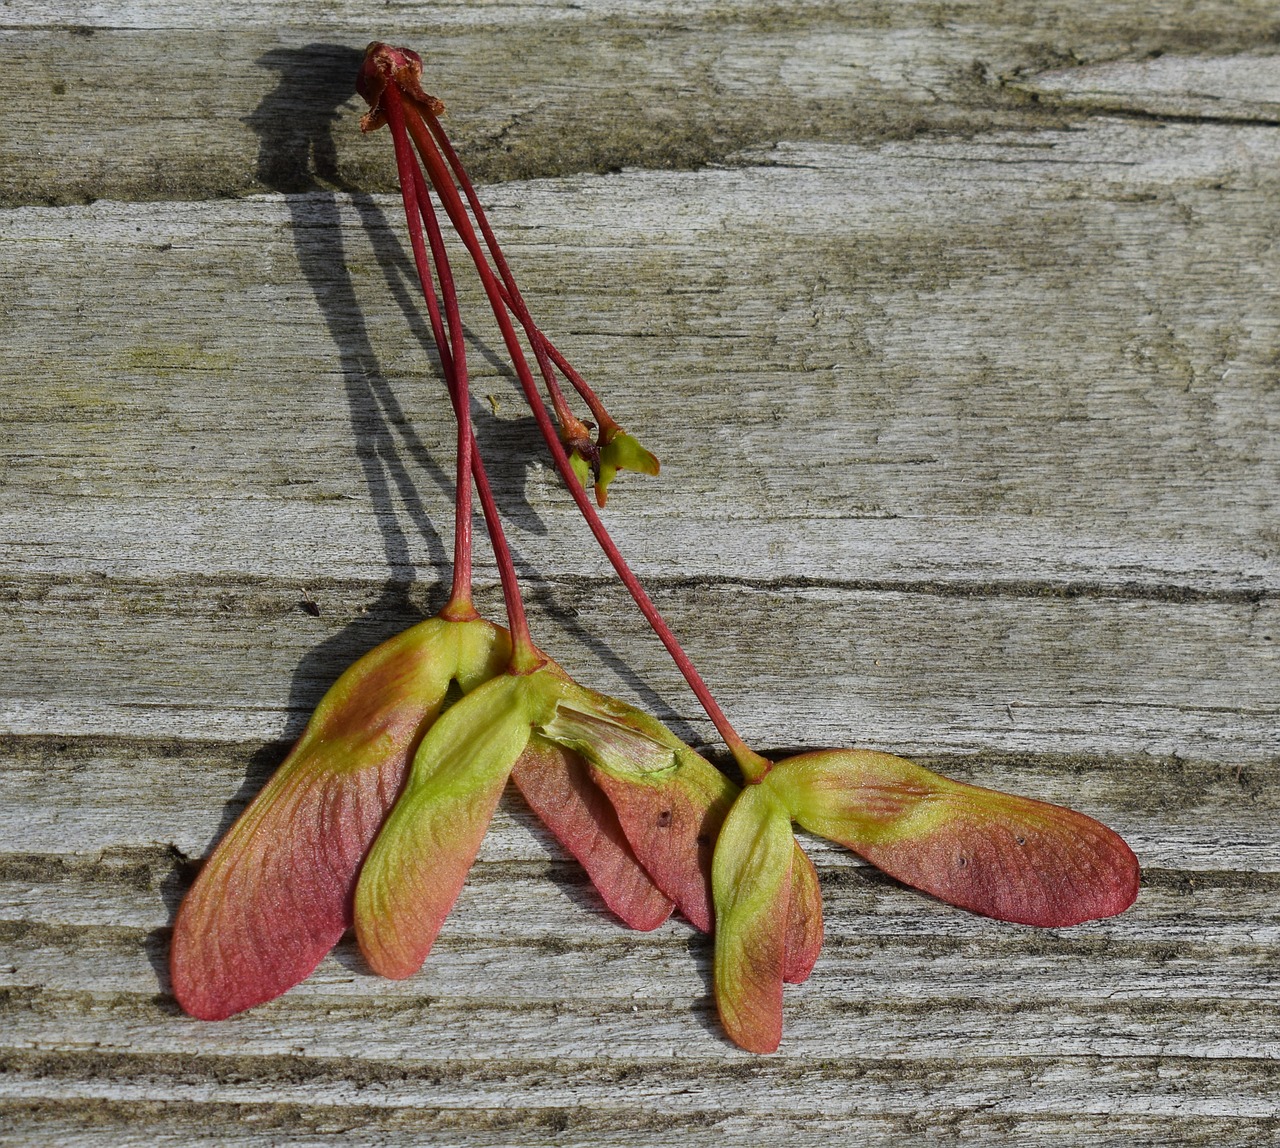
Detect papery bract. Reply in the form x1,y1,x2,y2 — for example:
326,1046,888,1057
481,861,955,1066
595,430,659,507
571,429,660,508
171,615,509,1020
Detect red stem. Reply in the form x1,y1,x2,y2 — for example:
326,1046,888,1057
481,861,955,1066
384,90,474,619
419,115,578,432
397,91,767,776
530,334,620,437
385,87,540,669
424,114,618,435
468,430,543,674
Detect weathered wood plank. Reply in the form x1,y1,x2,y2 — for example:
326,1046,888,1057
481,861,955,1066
3,1,1278,1144
3,972,1279,1064
1018,53,1280,122
4,125,1277,591
0,1097,1274,1148
2,577,1276,759
5,6,1279,206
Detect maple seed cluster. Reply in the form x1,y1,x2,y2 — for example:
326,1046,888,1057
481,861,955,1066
170,42,1140,1054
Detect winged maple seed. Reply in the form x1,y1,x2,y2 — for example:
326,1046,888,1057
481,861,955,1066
169,43,1142,1052
170,613,509,1019
713,750,1139,1053
349,40,1138,1052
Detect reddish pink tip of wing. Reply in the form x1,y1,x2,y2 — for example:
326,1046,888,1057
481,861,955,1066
589,767,726,932
720,975,784,1055
863,797,1140,927
783,843,823,983
171,758,404,1020
511,741,673,931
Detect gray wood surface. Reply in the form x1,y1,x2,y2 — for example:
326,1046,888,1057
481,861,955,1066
2,3,1277,1144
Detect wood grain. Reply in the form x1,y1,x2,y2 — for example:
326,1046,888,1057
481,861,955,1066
2,3,1278,1144
5,3,1279,205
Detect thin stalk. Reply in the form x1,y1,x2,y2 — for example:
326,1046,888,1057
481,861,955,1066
417,114,586,440
424,115,619,436
386,89,541,671
528,332,620,438
385,91,475,621
468,435,543,674
409,163,491,624
393,101,587,448
395,88,768,778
